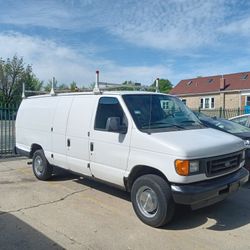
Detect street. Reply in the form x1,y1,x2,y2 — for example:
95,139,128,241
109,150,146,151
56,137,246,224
0,158,250,250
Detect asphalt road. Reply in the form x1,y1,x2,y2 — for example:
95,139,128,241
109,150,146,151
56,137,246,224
0,158,250,250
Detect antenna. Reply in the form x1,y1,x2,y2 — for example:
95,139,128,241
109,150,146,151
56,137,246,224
93,70,101,94
156,78,159,93
22,82,26,99
50,77,56,96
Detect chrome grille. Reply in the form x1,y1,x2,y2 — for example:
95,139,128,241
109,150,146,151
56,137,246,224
206,151,242,177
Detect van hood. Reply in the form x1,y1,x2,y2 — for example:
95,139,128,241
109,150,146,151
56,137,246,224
144,128,244,158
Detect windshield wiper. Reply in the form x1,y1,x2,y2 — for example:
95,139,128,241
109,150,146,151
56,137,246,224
180,120,196,124
141,122,186,130
180,120,203,126
166,123,186,129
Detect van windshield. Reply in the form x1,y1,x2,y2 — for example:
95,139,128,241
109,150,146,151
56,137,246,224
123,94,203,133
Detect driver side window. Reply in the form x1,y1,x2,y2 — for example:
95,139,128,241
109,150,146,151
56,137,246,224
94,97,127,131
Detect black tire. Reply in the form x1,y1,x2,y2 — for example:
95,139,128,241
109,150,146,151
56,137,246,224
32,149,53,181
131,174,175,227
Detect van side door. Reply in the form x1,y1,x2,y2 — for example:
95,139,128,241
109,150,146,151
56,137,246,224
66,96,95,176
51,96,73,169
89,96,131,186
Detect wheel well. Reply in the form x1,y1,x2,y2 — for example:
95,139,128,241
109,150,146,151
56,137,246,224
30,144,43,158
124,165,168,192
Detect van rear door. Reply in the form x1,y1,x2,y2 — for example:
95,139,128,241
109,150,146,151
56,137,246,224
89,96,131,186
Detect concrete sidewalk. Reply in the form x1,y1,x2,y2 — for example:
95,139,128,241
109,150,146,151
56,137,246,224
0,158,250,250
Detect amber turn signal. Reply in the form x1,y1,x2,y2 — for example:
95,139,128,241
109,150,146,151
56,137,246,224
175,160,189,176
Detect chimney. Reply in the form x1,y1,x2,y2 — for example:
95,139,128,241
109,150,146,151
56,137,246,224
220,75,225,90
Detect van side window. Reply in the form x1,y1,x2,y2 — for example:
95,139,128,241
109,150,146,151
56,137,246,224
94,97,127,131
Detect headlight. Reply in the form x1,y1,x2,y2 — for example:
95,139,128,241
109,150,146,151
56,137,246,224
244,140,250,148
189,161,200,173
175,160,200,176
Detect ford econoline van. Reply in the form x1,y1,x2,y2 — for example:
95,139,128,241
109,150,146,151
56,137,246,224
15,91,249,227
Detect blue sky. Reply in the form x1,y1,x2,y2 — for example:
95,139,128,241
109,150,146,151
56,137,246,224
0,0,250,87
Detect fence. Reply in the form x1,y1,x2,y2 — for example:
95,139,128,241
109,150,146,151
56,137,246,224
0,103,19,158
0,104,248,158
192,108,245,119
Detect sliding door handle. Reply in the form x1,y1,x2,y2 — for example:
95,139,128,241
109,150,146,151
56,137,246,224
67,138,71,147
90,142,94,152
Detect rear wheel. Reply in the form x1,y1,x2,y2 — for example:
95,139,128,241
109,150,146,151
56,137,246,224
131,174,175,227
32,149,53,180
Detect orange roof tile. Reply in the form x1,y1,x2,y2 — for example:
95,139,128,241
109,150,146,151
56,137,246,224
170,71,250,95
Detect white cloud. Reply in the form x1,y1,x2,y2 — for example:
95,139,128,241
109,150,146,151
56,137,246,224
1,1,249,87
0,0,233,50
0,32,173,85
219,16,250,36
105,0,227,50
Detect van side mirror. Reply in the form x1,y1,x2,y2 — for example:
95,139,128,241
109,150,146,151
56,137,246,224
106,117,127,134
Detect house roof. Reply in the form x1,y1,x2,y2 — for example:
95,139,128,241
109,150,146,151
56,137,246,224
170,71,250,96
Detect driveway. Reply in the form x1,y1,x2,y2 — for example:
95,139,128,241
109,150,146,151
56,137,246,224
0,158,250,250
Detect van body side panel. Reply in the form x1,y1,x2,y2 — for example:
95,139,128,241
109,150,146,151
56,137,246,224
66,96,95,176
89,131,130,185
89,96,132,186
16,97,58,160
51,96,73,169
125,128,245,184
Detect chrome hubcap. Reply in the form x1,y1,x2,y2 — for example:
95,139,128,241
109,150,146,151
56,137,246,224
34,156,44,175
136,186,158,218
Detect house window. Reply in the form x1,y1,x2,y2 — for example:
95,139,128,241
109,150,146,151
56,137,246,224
246,96,250,106
200,97,215,109
161,100,169,110
181,99,187,105
200,99,203,108
211,98,214,108
241,74,248,80
205,98,209,108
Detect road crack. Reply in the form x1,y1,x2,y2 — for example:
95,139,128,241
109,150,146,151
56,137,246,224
0,188,90,216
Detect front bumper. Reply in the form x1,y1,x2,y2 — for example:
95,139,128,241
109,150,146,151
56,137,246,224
245,149,250,171
171,167,249,209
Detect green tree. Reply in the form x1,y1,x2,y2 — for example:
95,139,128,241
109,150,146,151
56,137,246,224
44,78,58,92
58,84,69,90
88,82,95,89
0,55,42,104
122,80,134,85
151,79,173,93
70,81,78,91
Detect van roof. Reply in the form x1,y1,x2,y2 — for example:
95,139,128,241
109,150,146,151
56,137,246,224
26,91,172,99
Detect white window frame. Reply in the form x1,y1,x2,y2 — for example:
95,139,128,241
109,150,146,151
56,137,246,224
200,97,215,109
246,96,250,106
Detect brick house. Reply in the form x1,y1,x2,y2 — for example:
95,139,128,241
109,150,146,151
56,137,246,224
170,71,250,111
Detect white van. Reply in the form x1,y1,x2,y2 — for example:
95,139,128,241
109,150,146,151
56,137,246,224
15,91,249,227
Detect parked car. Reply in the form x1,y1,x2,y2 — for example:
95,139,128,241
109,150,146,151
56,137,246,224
229,114,250,128
195,112,250,171
15,92,249,227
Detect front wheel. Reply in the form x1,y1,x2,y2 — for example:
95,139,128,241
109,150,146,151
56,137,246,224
131,174,175,227
32,149,53,180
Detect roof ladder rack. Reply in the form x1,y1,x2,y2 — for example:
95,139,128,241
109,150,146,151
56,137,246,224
21,70,161,98
156,78,159,93
93,70,101,94
50,77,56,96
